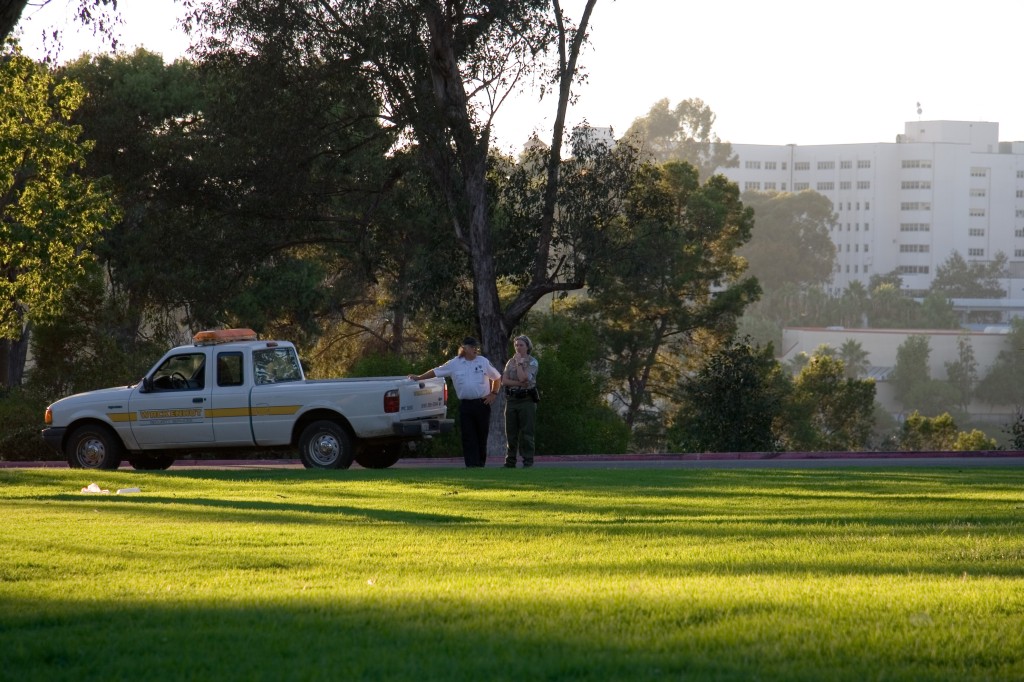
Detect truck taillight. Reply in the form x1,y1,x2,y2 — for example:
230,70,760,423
444,382,448,404
384,389,400,414
44,408,52,425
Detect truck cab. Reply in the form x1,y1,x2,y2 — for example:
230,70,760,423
42,329,452,470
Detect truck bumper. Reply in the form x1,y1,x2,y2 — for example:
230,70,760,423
40,427,67,455
393,418,455,438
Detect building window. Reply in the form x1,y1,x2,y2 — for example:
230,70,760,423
970,188,987,197
901,180,932,189
794,182,809,190
781,183,787,191
744,182,761,191
818,161,835,170
969,208,986,217
1017,170,1024,178
745,160,761,169
901,160,932,168
901,223,931,232
794,162,810,171
782,162,787,170
840,181,852,190
765,182,776,190
816,182,834,191
840,160,852,169
968,248,985,257
897,265,929,274
970,168,988,177
765,161,777,170
1016,229,1024,238
901,202,932,211
1016,249,1024,258
1017,209,1024,218
857,181,871,189
864,223,870,231
969,228,986,236
900,244,930,253
865,201,870,210
1017,190,1024,198
864,244,869,253
857,160,871,169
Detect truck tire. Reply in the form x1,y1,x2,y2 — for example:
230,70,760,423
298,420,354,469
65,424,124,470
355,444,401,469
128,454,175,470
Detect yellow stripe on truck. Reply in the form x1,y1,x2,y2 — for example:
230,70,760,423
107,406,303,421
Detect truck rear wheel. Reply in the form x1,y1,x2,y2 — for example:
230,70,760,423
355,444,402,469
65,424,124,470
298,420,354,469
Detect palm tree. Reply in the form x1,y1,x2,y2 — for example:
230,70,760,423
839,339,870,379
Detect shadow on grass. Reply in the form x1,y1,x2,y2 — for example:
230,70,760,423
3,592,1021,682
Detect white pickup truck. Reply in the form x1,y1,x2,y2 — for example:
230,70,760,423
41,329,453,470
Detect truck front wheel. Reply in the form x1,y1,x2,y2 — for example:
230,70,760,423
298,420,354,469
65,424,124,470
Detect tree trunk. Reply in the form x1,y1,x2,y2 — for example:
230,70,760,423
0,0,29,43
0,321,30,388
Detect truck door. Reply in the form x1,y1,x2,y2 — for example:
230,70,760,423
208,350,255,445
129,350,215,446
249,346,304,446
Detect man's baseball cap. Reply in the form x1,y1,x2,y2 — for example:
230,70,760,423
461,336,479,347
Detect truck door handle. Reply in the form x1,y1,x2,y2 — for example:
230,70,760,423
193,397,206,403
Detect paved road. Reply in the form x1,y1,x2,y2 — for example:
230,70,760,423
5,453,1024,470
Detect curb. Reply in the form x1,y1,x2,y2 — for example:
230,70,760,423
4,450,1024,469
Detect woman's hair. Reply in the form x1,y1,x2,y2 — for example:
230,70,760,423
514,334,533,354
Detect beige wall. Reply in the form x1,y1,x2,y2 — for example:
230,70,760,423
781,327,1015,419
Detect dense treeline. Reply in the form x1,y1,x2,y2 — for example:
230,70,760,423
2,0,1021,458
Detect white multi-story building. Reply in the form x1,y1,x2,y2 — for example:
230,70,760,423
715,121,1024,304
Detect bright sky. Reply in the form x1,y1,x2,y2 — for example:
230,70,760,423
15,0,1024,153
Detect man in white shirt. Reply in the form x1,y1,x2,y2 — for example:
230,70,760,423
409,337,502,467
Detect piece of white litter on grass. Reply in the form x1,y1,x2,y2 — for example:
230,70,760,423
80,483,110,494
116,487,141,494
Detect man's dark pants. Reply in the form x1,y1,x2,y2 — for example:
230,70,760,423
459,398,490,467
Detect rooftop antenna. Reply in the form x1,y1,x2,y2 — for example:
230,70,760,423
916,102,923,119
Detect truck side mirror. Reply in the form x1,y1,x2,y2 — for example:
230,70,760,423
140,377,154,393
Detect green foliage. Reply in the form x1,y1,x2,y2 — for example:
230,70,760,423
1003,407,1024,450
898,411,997,452
0,42,118,345
621,97,738,180
527,314,630,455
738,190,837,293
575,160,760,433
838,339,870,378
931,250,1008,299
0,386,50,460
734,313,781,350
891,335,931,405
668,339,788,453
945,335,978,410
783,355,876,451
976,319,1024,406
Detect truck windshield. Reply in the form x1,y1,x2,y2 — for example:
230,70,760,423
253,348,302,385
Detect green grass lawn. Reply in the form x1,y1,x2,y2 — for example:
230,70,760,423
1,466,1022,681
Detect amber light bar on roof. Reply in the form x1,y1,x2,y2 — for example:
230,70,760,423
193,328,258,345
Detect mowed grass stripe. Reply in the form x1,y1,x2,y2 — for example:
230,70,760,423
1,467,1022,681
